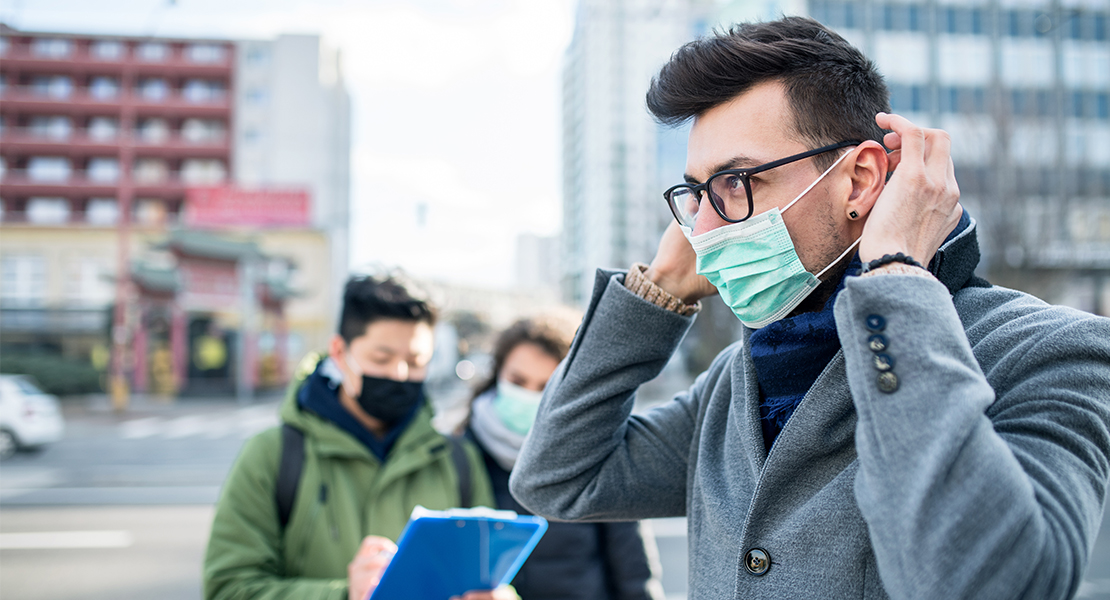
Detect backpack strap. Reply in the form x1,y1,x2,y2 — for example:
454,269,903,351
276,424,305,530
447,435,472,508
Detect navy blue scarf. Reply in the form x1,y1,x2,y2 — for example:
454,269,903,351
296,361,422,462
749,209,972,451
749,255,860,452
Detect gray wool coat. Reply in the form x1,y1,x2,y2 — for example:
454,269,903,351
509,219,1110,600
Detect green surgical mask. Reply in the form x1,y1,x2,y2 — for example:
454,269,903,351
682,150,859,329
492,379,543,435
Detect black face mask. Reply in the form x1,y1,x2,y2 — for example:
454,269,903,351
354,374,424,429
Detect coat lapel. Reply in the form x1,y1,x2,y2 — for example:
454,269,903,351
739,349,858,536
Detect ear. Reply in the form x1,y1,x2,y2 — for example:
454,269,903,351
327,334,347,364
844,141,888,221
328,334,360,398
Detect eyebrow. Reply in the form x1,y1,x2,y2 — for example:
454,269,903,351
683,154,767,184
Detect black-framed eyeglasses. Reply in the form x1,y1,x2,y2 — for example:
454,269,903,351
663,140,861,229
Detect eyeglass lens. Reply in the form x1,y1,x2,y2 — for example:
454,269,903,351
665,172,752,228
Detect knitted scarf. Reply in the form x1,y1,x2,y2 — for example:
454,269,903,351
749,255,860,452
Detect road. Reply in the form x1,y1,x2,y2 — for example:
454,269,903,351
2,396,1110,599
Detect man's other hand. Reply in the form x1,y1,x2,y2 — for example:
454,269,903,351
347,535,397,600
645,221,718,304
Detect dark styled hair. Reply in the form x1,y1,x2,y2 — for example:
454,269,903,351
338,272,437,343
469,315,576,402
646,16,890,169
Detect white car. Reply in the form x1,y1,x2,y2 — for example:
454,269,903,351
0,375,65,459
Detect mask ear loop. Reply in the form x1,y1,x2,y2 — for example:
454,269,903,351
816,237,861,280
780,147,855,215
776,146,861,281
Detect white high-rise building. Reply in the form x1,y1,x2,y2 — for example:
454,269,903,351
234,34,352,319
561,0,713,305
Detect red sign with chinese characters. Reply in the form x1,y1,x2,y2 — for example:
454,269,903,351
185,187,311,228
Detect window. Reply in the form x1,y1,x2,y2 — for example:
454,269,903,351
1,254,47,306
29,116,72,140
66,258,111,304
245,46,269,66
90,40,124,60
33,76,73,99
182,79,226,103
181,119,226,143
136,42,169,62
907,5,922,32
246,87,269,106
888,84,926,113
27,157,71,182
86,198,119,225
137,118,170,143
0,36,10,56
186,43,226,63
133,159,168,183
1069,91,1088,118
180,159,226,184
27,197,71,224
31,37,73,58
89,76,120,100
138,78,169,101
134,199,167,226
87,117,119,141
87,157,120,182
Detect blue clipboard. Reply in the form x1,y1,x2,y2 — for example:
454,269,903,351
368,506,548,600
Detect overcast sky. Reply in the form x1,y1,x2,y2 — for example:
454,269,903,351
2,0,576,289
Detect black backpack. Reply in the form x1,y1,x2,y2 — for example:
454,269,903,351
275,424,473,530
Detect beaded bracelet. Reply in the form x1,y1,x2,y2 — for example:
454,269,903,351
861,252,924,274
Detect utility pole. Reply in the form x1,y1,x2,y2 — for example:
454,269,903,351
110,65,136,412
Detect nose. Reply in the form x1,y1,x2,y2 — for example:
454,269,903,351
691,193,730,236
393,361,410,382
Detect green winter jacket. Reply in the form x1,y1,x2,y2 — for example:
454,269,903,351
203,353,495,600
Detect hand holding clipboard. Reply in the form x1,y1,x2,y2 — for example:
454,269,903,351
361,506,548,600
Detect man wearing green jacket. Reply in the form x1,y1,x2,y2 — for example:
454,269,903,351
204,273,496,600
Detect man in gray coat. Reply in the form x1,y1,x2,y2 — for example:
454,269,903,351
510,17,1110,600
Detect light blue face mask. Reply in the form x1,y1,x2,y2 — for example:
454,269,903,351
492,379,544,435
682,149,860,329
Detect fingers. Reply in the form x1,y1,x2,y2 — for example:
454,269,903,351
357,535,397,557
876,112,924,166
876,112,954,184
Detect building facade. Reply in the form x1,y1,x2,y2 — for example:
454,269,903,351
0,24,350,396
807,0,1110,315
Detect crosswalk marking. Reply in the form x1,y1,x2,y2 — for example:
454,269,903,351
0,530,133,549
119,406,279,440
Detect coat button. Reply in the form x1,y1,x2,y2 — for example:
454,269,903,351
877,371,899,393
873,353,895,372
745,548,770,576
865,314,886,332
867,334,888,353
